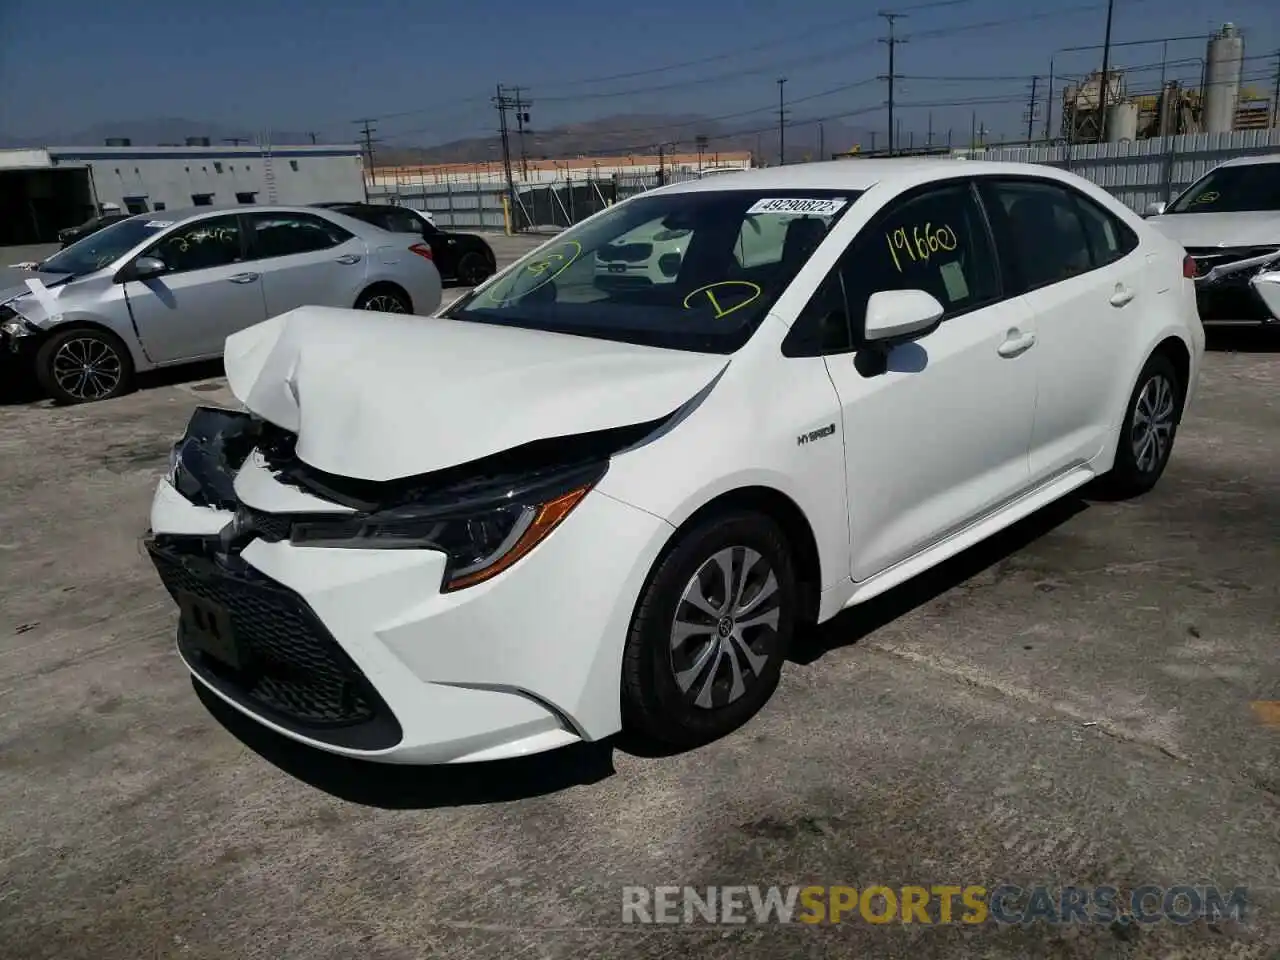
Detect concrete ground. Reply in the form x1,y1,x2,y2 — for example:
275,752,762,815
0,236,1278,959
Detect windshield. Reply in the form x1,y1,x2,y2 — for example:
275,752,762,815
1167,164,1280,214
38,216,171,274
446,189,859,353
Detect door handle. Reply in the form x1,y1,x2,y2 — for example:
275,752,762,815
334,254,362,265
227,272,259,284
997,330,1037,358
1109,285,1135,307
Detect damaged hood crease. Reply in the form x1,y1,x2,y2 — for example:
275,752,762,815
222,306,730,482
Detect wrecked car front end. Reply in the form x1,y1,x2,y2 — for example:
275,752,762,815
146,402,681,764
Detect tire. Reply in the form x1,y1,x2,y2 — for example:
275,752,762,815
354,284,411,313
35,326,134,405
457,251,493,286
1096,351,1183,499
621,510,798,748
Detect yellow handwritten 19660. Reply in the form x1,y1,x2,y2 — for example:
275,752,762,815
885,223,958,273
1191,191,1219,205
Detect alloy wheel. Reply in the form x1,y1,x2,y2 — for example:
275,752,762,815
363,294,406,313
51,337,123,402
1130,373,1176,473
670,546,782,710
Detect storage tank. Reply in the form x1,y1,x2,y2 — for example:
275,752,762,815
1203,22,1244,134
1106,101,1139,142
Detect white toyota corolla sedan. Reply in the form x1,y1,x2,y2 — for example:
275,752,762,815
147,159,1204,764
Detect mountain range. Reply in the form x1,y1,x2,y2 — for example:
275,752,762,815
0,115,872,165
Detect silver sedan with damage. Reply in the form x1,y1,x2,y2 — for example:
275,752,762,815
0,205,443,404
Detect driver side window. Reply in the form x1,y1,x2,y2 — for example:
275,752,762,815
785,181,999,356
147,216,244,275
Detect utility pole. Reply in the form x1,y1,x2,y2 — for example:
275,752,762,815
926,111,934,148
306,132,318,144
695,134,708,172
1096,0,1116,142
878,11,907,156
492,86,518,230
511,86,532,179
355,119,378,202
1044,57,1055,141
818,121,825,160
656,143,666,186
777,78,788,165
1272,50,1280,128
1026,76,1040,144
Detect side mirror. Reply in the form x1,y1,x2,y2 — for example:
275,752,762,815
1144,201,1167,217
117,255,166,283
864,289,944,345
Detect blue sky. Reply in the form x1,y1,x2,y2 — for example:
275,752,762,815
1,0,1276,151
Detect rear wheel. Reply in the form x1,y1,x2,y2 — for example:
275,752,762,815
621,510,797,747
35,326,134,404
457,251,492,286
1096,352,1183,498
355,284,411,313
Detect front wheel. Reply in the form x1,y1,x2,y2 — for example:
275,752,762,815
354,285,411,313
35,327,135,404
1096,352,1183,499
621,511,798,748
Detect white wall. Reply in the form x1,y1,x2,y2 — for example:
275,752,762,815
49,147,365,212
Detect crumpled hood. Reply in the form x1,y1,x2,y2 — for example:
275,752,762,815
1146,211,1280,249
223,305,729,481
0,274,77,325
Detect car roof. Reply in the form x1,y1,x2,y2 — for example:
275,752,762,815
653,158,1100,196
1219,153,1280,168
121,204,392,234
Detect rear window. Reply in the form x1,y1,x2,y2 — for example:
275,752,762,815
447,190,860,354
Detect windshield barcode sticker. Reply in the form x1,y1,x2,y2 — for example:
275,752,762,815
746,197,847,217
144,220,174,228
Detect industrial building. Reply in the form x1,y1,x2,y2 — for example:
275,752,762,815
0,140,365,245
1059,22,1275,143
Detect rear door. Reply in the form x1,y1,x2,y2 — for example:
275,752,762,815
244,211,368,316
123,214,267,362
977,177,1143,483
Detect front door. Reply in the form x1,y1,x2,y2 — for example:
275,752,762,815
817,180,1040,581
245,212,368,317
123,214,267,363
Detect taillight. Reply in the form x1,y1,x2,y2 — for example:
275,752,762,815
1182,254,1198,279
409,243,433,261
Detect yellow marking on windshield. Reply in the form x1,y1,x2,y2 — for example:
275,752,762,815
682,281,763,319
886,223,958,273
1190,191,1219,205
487,240,583,304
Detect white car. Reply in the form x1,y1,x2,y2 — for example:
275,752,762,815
1144,153,1280,324
147,159,1204,764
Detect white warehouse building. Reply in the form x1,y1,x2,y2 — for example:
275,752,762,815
0,140,366,245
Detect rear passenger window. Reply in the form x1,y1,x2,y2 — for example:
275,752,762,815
1072,193,1139,268
979,179,1098,291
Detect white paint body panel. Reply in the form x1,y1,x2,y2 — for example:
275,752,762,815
151,159,1205,763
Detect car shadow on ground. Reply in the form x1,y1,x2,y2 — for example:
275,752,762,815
194,681,618,809
1205,324,1279,353
202,495,1089,805
0,358,228,407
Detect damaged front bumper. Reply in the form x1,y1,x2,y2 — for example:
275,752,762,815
1189,247,1280,322
147,407,675,764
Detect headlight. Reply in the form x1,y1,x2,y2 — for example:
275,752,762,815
0,314,36,339
290,461,604,592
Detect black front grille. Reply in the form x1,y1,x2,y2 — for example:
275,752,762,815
241,505,294,543
598,242,654,263
148,538,401,750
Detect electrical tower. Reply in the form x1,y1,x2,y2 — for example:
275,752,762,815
354,119,380,202
492,86,520,229
878,12,907,156
695,134,709,172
